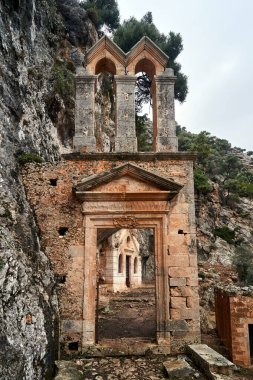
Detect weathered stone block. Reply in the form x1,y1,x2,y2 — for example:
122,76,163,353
189,254,198,267
186,277,199,286
186,296,199,309
171,297,186,309
166,319,189,332
163,358,195,379
169,277,186,287
169,267,197,278
170,286,197,297
61,320,82,333
170,308,199,320
167,255,189,267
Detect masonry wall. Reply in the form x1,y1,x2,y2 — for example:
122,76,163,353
22,152,200,354
215,288,253,367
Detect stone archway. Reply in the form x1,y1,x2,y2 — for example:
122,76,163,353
82,214,168,348
72,162,200,352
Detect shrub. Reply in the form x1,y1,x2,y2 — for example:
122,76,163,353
17,153,44,165
232,244,253,285
53,61,75,98
213,225,235,244
194,168,212,193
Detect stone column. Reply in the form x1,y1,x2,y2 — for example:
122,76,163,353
114,75,137,152
154,68,178,152
73,69,97,152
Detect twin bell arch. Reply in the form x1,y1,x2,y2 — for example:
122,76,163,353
85,35,168,78
73,36,178,153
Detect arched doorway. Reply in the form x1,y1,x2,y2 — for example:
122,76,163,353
94,57,117,152
134,58,157,152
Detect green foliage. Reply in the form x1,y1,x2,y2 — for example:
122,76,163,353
176,125,253,203
114,14,162,52
80,0,120,33
113,13,188,104
52,61,75,98
194,168,212,193
232,244,253,285
189,131,212,170
17,153,44,165
135,114,152,152
213,226,235,244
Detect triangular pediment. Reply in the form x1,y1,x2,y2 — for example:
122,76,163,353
126,36,169,67
73,163,182,201
85,35,126,66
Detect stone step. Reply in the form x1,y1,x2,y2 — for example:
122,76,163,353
187,344,236,379
81,339,171,356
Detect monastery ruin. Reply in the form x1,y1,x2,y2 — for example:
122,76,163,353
22,36,201,355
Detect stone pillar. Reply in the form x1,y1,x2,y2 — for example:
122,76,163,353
73,69,97,152
114,75,137,152
154,68,178,152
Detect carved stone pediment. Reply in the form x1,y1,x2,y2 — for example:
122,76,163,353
73,163,182,201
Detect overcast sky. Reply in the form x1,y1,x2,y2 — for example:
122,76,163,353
117,0,253,151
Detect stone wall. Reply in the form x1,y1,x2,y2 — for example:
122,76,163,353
215,287,253,367
22,152,200,355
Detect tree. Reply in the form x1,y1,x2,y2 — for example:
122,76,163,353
233,244,253,285
80,0,120,34
135,114,152,152
113,13,188,106
194,168,212,194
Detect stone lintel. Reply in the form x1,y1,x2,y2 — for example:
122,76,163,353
76,191,178,202
62,151,197,161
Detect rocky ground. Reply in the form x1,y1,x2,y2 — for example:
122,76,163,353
55,355,208,380
54,287,253,380
54,355,253,380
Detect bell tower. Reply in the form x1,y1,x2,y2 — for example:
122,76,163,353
73,36,178,153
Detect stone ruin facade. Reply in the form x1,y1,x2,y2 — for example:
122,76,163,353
22,36,200,355
215,286,253,367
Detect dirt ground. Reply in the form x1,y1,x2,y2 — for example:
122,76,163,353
97,286,156,341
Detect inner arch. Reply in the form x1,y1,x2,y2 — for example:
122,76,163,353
95,58,117,75
135,58,156,80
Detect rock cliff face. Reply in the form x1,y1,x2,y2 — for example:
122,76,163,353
0,1,96,378
196,176,253,332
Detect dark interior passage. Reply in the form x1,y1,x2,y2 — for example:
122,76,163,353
249,324,253,361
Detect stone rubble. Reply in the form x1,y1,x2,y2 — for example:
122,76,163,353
55,355,207,380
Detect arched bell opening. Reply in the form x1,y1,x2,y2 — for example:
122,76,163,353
134,58,157,152
95,57,117,76
94,58,117,152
